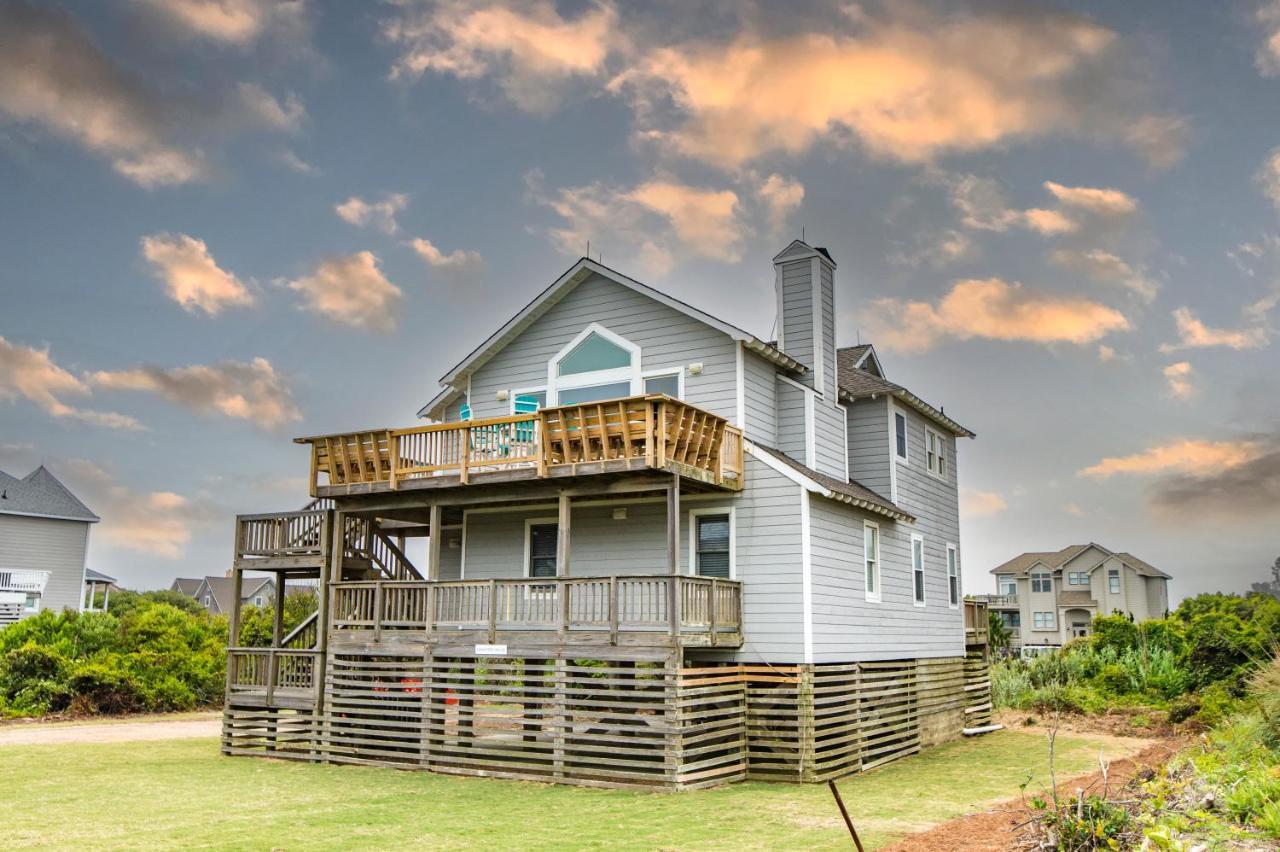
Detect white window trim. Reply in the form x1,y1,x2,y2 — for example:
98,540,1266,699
946,542,959,608
642,366,685,399
547,322,641,405
863,520,881,603
1030,571,1052,594
924,426,947,481
892,405,909,464
522,516,560,579
687,507,735,579
509,385,547,413
911,533,927,607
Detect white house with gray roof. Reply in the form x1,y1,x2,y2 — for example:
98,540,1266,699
0,465,99,624
986,543,1171,652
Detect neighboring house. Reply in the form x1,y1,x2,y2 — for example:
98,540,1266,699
986,543,1171,653
172,576,275,614
221,241,989,788
0,465,99,625
82,568,118,612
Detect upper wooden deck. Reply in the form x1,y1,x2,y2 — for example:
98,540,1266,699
296,394,744,498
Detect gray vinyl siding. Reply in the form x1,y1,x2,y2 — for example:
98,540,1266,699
811,397,847,480
456,272,737,422
1145,577,1168,618
778,259,814,387
809,497,963,662
884,406,965,646
437,526,464,580
0,514,88,614
742,351,777,446
847,397,891,498
818,261,836,399
456,456,805,663
775,378,808,462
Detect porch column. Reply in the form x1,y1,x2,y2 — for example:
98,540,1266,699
556,493,571,577
667,475,680,637
272,574,286,647
102,584,109,612
228,567,244,648
427,504,442,581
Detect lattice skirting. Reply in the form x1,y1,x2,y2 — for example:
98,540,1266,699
221,650,989,788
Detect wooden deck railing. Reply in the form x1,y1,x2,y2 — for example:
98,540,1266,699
297,394,745,495
226,648,323,703
963,598,989,645
329,575,742,647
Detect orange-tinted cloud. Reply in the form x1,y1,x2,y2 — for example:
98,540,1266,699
1042,181,1137,216
611,9,1176,167
141,233,254,316
1079,438,1263,479
90,357,300,428
1161,300,1275,352
1162,361,1195,400
0,336,141,430
866,277,1130,353
287,251,402,331
961,488,1008,517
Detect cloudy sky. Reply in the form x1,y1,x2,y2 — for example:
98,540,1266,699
1,0,1277,600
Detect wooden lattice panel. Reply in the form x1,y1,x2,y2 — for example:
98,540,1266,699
857,660,920,770
915,658,967,748
319,653,430,767
221,706,317,760
675,666,748,788
809,663,862,780
964,644,993,726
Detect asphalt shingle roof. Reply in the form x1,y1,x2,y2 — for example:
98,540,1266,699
835,347,975,438
0,466,98,522
752,445,914,522
990,544,1170,580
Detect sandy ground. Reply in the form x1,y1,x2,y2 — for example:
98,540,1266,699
0,711,221,746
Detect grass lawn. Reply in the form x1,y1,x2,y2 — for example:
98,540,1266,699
2,729,1146,850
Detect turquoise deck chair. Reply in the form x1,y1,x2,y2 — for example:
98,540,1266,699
513,395,540,445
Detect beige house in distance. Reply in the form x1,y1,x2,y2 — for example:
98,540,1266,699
986,543,1170,653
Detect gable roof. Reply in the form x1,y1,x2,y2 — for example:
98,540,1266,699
0,465,99,522
748,443,915,522
836,347,975,438
418,257,806,418
195,576,273,612
990,544,1170,579
171,578,203,596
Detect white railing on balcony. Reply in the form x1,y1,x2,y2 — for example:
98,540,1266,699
0,569,50,593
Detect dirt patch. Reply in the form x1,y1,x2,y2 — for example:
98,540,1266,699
0,712,220,746
995,707,1181,739
880,736,1184,852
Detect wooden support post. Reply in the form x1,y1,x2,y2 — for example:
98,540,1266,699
487,578,497,644
556,493,571,577
709,577,719,648
552,657,566,778
228,567,244,648
272,574,286,648
427,504,442,582
372,581,384,643
608,576,618,646
667,476,681,638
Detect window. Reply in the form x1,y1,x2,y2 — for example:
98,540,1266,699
998,575,1017,596
1001,611,1021,629
1033,611,1056,630
1108,568,1121,595
863,522,880,602
549,323,640,405
203,595,211,607
946,543,959,607
911,535,926,606
556,381,632,405
693,512,731,578
643,370,682,398
526,522,558,579
894,411,908,460
253,596,264,607
925,427,948,479
1067,572,1089,586
23,593,39,613
1031,572,1052,594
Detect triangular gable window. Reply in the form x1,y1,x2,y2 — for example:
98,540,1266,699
557,332,631,376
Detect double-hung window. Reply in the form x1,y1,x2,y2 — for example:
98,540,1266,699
1031,571,1052,594
1108,568,1121,594
1067,572,1089,586
692,511,732,578
1033,611,1056,630
946,543,959,607
894,411,908,461
925,427,948,479
911,534,926,606
863,521,880,602
526,522,558,579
